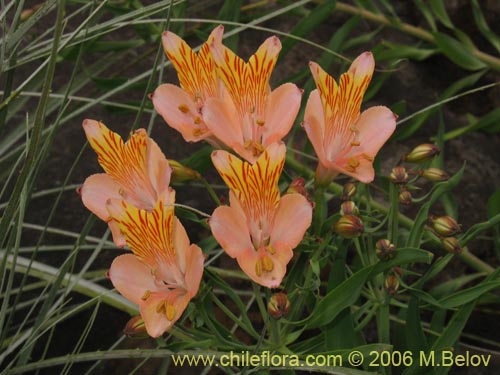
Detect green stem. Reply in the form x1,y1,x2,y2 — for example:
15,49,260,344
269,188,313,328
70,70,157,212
313,186,326,235
199,175,222,206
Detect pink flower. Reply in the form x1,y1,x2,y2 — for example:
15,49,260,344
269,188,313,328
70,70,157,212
107,197,204,338
80,119,172,246
151,26,225,146
303,52,397,185
209,143,312,288
203,27,302,163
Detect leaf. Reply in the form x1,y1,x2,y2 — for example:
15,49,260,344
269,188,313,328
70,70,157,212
280,0,337,57
433,32,487,70
376,42,437,62
305,249,433,329
428,0,454,28
471,0,500,53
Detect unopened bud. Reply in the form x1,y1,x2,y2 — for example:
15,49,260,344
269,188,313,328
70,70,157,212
333,215,364,238
429,215,461,237
441,237,462,254
340,200,359,216
287,177,311,202
123,316,148,338
20,4,42,22
341,182,357,201
168,159,200,183
390,166,409,184
376,239,396,261
384,275,399,295
420,168,449,182
267,292,290,319
398,190,412,206
404,144,440,163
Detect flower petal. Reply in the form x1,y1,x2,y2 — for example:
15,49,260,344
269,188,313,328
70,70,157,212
162,28,220,100
140,292,191,338
152,84,212,142
83,120,159,209
80,173,122,221
108,254,156,305
262,83,302,146
270,193,312,249
203,96,242,151
209,205,254,259
183,244,204,296
303,89,326,163
236,246,291,289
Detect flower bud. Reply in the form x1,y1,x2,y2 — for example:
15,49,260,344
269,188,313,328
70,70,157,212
123,316,148,338
375,239,396,261
333,215,364,238
420,168,449,182
340,200,359,216
287,177,311,202
390,166,409,185
168,159,200,183
398,190,412,206
341,182,357,201
267,292,290,319
404,144,440,163
429,215,461,237
441,237,462,254
384,275,399,295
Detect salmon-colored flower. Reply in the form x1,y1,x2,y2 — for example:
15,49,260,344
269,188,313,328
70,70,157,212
209,143,312,288
107,196,204,338
303,52,396,185
80,119,172,246
151,26,225,146
203,27,302,163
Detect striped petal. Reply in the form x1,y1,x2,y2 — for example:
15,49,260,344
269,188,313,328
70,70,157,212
83,120,170,209
162,26,222,101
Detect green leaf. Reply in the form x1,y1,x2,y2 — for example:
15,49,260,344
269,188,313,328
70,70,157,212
438,280,500,309
428,0,453,28
433,32,487,70
305,249,433,329
471,0,500,53
280,0,337,57
441,108,500,141
376,42,436,62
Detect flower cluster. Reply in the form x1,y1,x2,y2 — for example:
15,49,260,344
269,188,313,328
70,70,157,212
79,25,396,337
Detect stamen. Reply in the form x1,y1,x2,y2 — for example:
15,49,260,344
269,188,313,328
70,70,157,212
141,290,151,301
266,244,276,255
193,116,201,125
255,259,263,277
350,141,361,147
262,256,274,272
362,153,373,161
193,128,205,137
178,104,189,113
256,119,265,127
118,188,126,197
348,157,360,169
165,303,176,321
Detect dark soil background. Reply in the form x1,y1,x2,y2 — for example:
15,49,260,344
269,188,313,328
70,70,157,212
5,0,500,374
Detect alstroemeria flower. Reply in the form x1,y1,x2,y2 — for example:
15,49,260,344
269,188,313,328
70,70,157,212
303,52,397,185
152,26,225,146
107,196,204,338
80,119,172,246
209,143,312,288
203,27,302,164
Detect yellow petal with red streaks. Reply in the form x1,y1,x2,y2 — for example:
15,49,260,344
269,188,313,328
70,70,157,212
211,143,285,216
162,27,221,100
106,195,176,267
210,34,281,116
